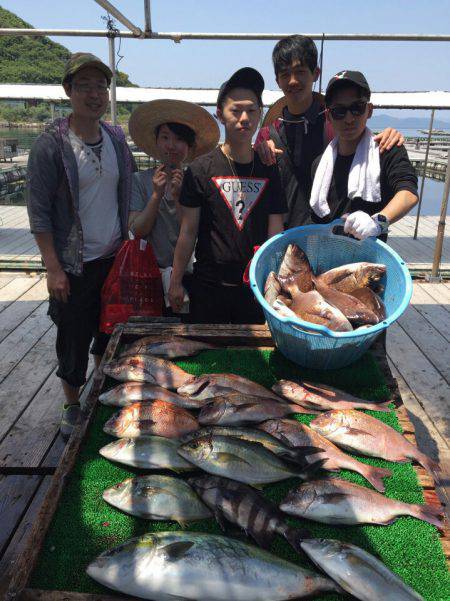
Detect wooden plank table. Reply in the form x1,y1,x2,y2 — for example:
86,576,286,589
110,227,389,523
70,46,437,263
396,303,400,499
0,322,447,601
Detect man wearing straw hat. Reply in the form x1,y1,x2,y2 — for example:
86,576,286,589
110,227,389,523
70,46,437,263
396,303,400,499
27,53,135,440
169,68,287,323
255,35,403,228
128,99,219,312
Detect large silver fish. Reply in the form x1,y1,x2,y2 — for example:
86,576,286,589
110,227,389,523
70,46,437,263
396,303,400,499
259,419,391,492
119,337,216,359
189,475,309,550
178,434,323,486
310,409,440,474
103,355,192,389
99,436,194,472
300,538,424,601
86,531,340,600
180,425,321,467
273,380,391,412
198,395,312,426
103,475,211,525
178,373,281,401
280,478,443,529
99,382,204,409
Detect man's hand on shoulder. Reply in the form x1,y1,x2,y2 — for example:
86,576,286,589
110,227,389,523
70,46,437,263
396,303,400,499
373,128,404,154
254,139,283,166
47,268,70,303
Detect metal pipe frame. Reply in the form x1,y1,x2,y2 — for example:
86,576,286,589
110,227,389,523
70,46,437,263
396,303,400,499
0,28,133,37
431,150,450,278
318,34,324,94
149,32,450,42
94,0,143,37
0,29,449,41
108,36,117,125
413,109,435,239
144,0,152,33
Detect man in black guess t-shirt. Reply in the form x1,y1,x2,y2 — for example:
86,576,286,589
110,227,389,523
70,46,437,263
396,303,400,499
168,68,287,323
310,71,418,239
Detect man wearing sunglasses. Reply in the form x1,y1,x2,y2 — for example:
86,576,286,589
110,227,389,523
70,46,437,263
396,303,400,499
27,53,135,440
309,71,418,239
255,36,404,228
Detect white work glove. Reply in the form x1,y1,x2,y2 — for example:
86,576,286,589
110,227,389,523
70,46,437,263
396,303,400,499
343,211,381,240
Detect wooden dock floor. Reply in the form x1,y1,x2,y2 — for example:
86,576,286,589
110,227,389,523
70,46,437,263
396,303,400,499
0,273,93,590
0,274,448,592
386,281,450,512
0,206,449,271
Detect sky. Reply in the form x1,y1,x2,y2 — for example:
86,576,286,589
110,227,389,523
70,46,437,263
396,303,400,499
2,0,450,121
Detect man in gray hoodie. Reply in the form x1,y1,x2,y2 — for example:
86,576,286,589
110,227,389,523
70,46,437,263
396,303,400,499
27,53,135,440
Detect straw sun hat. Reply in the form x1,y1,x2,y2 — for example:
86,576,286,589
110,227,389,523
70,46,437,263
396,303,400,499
262,92,326,127
262,96,288,128
129,99,219,161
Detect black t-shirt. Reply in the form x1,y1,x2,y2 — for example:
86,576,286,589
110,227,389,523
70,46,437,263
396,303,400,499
310,144,418,224
265,97,329,228
180,146,287,285
282,103,327,185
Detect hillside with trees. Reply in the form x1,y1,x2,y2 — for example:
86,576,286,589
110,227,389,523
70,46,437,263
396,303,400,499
0,5,136,123
0,6,135,86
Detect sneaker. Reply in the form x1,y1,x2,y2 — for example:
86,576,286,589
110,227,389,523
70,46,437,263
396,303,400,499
60,403,81,441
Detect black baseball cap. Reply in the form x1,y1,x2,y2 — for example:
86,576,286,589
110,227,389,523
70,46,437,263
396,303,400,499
217,67,265,108
325,70,371,105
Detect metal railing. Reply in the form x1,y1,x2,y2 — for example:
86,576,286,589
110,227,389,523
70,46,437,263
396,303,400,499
0,28,450,42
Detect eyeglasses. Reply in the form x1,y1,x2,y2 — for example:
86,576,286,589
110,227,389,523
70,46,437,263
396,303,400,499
72,83,109,94
329,101,367,120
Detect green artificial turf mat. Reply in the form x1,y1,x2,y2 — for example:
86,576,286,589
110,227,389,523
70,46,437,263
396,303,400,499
30,348,450,600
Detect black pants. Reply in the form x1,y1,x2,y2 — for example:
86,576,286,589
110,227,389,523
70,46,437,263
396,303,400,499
48,257,114,388
186,276,265,325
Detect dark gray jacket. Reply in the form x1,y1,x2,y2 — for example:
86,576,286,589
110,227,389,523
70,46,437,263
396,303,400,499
26,117,135,275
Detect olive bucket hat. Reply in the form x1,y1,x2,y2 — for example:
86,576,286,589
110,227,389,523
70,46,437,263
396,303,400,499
62,52,113,85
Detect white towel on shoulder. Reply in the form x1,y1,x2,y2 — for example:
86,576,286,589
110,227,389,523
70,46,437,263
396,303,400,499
310,127,381,218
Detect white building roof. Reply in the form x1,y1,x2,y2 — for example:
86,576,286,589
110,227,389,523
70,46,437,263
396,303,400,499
0,84,449,109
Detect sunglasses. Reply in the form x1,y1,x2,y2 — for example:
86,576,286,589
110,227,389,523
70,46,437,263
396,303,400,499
329,101,368,120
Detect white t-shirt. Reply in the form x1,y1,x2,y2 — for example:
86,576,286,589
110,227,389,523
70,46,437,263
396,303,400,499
69,127,122,262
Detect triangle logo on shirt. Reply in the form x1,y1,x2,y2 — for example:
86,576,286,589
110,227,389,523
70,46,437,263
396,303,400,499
212,177,269,231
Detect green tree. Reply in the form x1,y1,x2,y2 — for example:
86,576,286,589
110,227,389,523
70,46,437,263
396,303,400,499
0,6,136,86
0,104,27,123
28,103,52,122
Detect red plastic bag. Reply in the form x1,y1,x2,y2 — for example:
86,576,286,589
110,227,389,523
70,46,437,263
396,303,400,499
100,238,164,333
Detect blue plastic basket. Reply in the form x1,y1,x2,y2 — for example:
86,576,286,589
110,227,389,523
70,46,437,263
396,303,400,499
249,220,412,370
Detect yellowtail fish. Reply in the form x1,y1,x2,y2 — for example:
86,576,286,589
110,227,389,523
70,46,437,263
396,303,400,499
87,531,340,600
